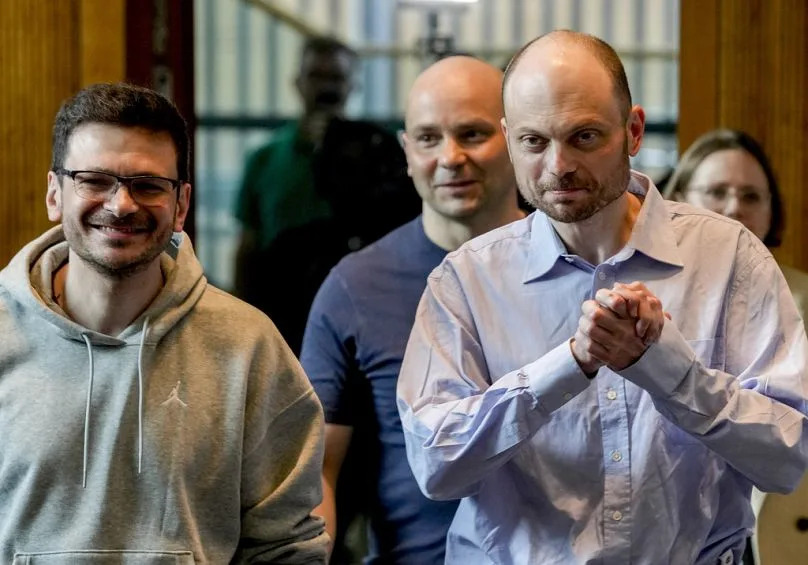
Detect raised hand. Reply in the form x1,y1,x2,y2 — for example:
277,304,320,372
571,282,667,374
594,282,665,344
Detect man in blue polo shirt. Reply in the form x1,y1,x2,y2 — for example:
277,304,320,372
300,56,525,563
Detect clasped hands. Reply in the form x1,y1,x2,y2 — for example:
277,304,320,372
571,281,668,375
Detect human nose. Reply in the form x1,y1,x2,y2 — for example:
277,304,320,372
545,141,576,177
103,182,140,216
438,137,466,169
721,190,742,219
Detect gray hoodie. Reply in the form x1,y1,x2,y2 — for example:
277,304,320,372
0,226,328,564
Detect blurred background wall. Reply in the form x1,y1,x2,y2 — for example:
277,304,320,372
1,0,805,285
0,0,125,268
680,0,808,275
195,0,679,289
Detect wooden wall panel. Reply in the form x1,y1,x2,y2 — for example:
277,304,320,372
80,0,126,85
0,2,78,267
680,0,808,270
0,0,124,268
678,0,719,151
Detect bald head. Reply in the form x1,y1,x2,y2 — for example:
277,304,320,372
406,56,504,129
401,56,518,233
498,30,645,225
504,31,631,120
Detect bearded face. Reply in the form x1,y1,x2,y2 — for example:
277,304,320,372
519,133,631,223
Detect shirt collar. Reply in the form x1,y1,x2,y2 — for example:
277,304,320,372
522,171,684,284
626,172,685,269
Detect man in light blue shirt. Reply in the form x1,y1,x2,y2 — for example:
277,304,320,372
396,30,808,565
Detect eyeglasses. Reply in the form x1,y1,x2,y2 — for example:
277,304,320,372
54,168,181,206
689,185,770,207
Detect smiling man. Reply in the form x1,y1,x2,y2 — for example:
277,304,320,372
396,31,808,564
300,56,524,564
0,83,327,563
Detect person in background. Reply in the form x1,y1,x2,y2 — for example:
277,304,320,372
396,30,808,564
301,56,525,563
664,128,808,565
235,35,420,354
663,128,808,323
0,82,327,563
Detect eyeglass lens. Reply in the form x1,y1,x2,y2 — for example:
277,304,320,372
72,172,175,204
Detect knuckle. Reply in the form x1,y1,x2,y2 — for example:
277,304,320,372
591,310,608,325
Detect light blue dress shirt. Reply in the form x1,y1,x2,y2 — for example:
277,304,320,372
397,173,808,565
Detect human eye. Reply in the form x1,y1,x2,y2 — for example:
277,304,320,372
460,129,488,143
74,172,114,191
576,130,599,144
704,186,728,201
415,132,439,147
520,134,546,151
132,177,173,195
740,191,763,205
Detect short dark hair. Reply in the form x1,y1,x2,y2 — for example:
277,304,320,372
663,129,784,247
51,82,190,181
503,30,632,120
300,35,357,65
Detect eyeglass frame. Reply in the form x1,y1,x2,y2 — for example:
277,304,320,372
686,184,771,208
53,168,183,205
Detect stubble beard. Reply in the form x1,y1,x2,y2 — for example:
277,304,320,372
519,142,632,224
63,213,172,280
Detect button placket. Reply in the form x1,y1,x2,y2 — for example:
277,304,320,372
597,373,631,552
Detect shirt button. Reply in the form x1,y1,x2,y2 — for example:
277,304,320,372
612,510,623,521
606,389,617,400
611,450,622,462
563,392,573,401
597,271,607,281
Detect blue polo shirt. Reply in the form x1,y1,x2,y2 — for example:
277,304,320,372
301,217,458,564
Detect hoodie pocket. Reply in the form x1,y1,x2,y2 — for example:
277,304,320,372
12,550,195,564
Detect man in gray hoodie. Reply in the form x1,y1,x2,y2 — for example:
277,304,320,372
0,83,328,563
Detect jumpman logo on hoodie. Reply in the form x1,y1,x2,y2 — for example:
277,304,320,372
161,380,188,408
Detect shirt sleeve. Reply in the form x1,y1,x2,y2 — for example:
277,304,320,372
300,269,361,425
620,235,808,494
235,336,328,564
396,262,593,501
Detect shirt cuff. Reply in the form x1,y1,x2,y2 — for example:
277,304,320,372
619,321,696,397
522,339,594,415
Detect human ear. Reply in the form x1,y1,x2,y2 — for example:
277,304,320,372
401,131,414,177
501,117,514,162
626,105,646,157
46,171,63,222
173,182,192,232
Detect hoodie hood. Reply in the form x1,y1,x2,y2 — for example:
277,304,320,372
0,225,207,486
0,226,329,561
0,225,207,345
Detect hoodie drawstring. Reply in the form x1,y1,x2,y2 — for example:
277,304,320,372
80,317,150,488
80,334,94,489
137,317,150,475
